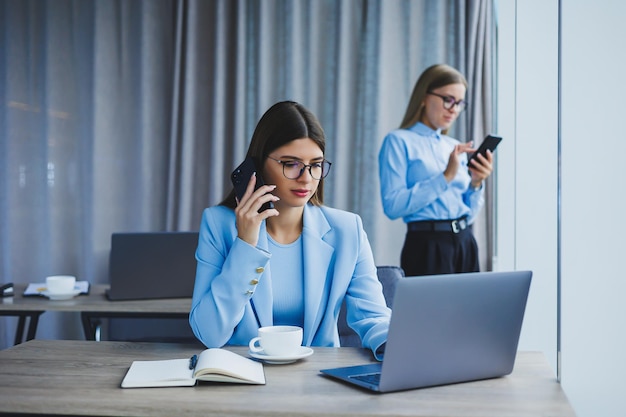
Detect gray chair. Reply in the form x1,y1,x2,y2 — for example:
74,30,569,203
337,265,405,347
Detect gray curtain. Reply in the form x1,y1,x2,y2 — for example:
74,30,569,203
0,0,495,349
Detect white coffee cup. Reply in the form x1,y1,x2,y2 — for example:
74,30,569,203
249,325,303,356
46,275,76,294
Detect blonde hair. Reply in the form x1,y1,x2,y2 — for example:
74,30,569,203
400,64,468,132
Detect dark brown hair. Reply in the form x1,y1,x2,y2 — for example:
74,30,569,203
220,101,327,208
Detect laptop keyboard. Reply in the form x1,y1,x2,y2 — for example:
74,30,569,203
349,372,381,385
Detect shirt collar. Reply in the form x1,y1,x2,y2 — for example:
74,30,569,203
409,122,442,139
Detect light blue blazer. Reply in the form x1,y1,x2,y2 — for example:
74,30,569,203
189,204,390,359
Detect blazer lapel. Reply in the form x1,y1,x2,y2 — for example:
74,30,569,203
301,205,334,345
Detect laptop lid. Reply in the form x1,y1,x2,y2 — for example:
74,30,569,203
321,270,532,392
107,232,199,301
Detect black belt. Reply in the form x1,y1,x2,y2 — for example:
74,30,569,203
407,217,468,234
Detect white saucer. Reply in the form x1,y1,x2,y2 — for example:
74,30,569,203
248,346,314,364
41,289,81,301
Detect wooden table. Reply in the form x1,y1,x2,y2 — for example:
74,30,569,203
0,284,191,344
0,340,576,417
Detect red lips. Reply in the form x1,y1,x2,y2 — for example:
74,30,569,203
291,189,310,198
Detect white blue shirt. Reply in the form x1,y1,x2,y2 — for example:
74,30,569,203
378,122,484,224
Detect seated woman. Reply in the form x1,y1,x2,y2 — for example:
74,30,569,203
189,101,390,359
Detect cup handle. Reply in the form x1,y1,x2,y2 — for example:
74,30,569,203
249,336,263,353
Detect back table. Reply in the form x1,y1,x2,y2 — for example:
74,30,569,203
0,284,191,344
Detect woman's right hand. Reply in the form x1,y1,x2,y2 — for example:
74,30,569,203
443,142,474,182
234,173,280,246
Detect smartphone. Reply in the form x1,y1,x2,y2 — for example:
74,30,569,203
230,156,274,212
468,134,502,167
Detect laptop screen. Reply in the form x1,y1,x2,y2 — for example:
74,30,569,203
107,232,199,301
321,270,532,393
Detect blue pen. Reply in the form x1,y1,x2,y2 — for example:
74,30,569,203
189,354,198,370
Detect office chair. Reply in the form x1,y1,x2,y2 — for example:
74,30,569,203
337,265,405,347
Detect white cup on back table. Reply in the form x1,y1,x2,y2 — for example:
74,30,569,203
249,325,303,356
46,275,76,294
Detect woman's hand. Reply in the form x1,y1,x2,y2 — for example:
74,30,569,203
443,142,475,182
468,149,494,188
234,173,280,247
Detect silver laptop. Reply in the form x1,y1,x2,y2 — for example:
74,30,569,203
106,232,199,301
320,270,532,392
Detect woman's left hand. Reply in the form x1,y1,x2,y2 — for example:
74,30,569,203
468,150,493,188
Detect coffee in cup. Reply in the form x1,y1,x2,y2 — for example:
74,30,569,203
46,275,76,294
249,325,303,356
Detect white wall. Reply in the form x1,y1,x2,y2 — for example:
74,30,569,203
560,1,626,415
496,1,626,416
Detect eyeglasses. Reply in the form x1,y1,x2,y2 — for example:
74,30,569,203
427,92,467,112
267,156,332,180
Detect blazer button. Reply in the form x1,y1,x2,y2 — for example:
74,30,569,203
245,290,254,296
249,279,259,285
255,267,264,273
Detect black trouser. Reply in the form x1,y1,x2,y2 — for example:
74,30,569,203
400,226,479,277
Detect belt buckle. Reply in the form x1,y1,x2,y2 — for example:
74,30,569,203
451,220,460,233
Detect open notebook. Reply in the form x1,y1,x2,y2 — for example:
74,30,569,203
321,270,532,393
121,348,265,388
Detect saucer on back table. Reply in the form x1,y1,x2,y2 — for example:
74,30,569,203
41,289,81,301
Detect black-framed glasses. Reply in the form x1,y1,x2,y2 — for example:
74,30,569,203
267,156,332,180
427,92,468,112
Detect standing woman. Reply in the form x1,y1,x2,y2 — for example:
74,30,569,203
378,64,493,276
190,101,390,360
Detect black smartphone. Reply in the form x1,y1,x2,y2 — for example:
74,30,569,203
230,156,274,212
468,134,502,167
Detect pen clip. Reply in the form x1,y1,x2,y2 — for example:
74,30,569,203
188,354,198,370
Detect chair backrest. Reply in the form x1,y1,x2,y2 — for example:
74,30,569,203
337,265,405,347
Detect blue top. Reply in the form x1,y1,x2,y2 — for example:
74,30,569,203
268,235,304,327
378,122,484,224
189,203,390,360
